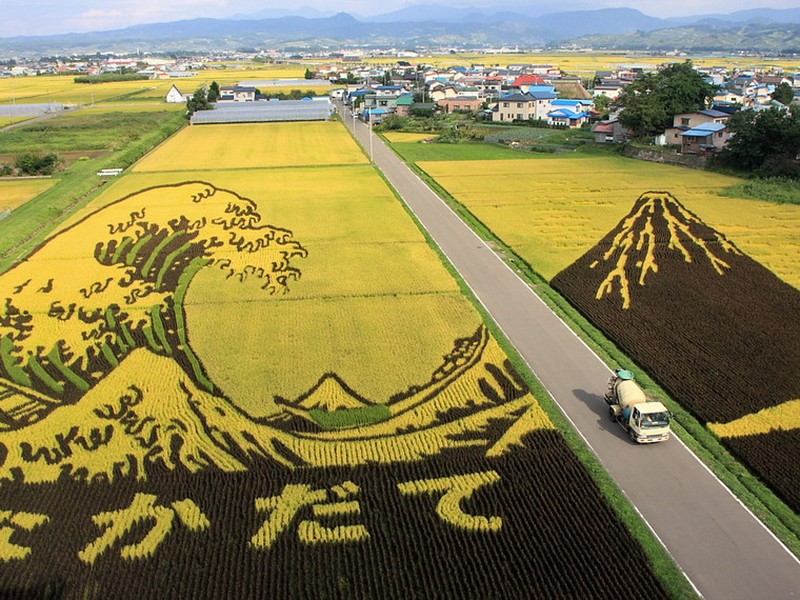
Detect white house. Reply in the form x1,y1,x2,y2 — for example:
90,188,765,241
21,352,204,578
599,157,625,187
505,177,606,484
165,85,188,104
491,90,557,122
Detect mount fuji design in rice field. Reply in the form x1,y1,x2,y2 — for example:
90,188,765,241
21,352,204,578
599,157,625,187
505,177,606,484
551,191,800,511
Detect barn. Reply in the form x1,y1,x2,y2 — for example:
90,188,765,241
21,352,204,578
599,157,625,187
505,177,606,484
165,85,188,104
190,98,334,125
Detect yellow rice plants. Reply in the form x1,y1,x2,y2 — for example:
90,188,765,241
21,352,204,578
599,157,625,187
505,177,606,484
188,292,479,418
133,122,367,172
420,155,800,288
387,52,800,74
0,179,56,212
381,132,437,144
0,75,162,106
0,117,33,128
709,398,800,438
1,116,549,470
397,471,503,532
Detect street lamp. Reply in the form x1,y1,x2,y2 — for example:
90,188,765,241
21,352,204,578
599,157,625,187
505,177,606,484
368,109,373,163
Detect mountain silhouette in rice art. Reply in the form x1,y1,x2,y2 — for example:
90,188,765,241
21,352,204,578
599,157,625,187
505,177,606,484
550,191,800,424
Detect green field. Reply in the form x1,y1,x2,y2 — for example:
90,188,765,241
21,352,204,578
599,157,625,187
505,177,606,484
0,107,185,154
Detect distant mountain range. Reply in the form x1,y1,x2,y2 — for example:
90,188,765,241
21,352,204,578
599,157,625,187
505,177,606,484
1,5,800,57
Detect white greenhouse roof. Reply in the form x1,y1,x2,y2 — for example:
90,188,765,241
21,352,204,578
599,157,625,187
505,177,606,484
190,99,333,125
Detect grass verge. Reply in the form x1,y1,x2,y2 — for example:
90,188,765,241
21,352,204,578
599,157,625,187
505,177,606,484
720,177,800,205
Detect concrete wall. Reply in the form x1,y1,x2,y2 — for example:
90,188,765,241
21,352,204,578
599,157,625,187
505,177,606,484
622,146,708,169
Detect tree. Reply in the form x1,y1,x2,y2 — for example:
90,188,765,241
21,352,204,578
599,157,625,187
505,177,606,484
716,106,800,178
14,152,62,176
617,61,717,139
207,81,220,103
593,95,612,120
304,68,315,80
186,85,212,116
771,82,794,106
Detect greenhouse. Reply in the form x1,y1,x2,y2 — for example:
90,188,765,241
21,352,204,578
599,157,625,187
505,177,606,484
190,98,333,125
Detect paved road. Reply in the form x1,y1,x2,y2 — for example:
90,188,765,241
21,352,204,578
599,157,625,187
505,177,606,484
339,104,800,599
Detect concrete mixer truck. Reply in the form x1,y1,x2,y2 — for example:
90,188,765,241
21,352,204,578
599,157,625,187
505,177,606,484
604,370,671,443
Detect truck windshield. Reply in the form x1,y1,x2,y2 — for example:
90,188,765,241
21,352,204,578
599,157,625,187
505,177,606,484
640,411,670,428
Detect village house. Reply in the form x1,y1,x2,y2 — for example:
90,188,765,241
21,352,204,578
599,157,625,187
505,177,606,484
591,118,629,143
428,84,460,102
437,96,483,114
679,122,730,154
507,74,548,94
491,88,557,122
362,89,406,112
546,98,594,128
474,76,504,98
547,107,590,128
218,86,256,102
394,95,414,117
664,109,731,148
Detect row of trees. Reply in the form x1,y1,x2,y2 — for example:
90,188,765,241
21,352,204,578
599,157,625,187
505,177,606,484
615,61,799,179
717,105,800,178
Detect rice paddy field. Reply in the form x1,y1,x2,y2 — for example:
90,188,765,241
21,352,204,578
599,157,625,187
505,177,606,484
0,66,329,108
417,155,800,288
0,119,681,597
367,51,800,77
0,179,56,213
133,121,367,172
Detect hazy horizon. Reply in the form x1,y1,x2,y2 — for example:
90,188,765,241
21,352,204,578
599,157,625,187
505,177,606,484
2,0,798,38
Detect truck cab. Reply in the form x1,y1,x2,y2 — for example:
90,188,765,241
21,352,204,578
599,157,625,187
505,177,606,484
605,373,671,443
626,401,671,443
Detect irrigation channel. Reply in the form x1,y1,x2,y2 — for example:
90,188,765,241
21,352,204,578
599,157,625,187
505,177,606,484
337,101,800,600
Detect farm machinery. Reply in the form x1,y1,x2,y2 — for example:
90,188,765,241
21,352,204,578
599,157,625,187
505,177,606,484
604,370,671,443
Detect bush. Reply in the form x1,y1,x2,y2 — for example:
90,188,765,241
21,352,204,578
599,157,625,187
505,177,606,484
14,152,62,176
758,156,800,179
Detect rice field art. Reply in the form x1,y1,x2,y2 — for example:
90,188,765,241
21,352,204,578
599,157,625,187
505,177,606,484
551,191,800,513
0,180,670,597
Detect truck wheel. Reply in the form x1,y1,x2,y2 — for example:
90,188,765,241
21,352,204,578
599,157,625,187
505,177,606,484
628,429,638,443
608,406,616,420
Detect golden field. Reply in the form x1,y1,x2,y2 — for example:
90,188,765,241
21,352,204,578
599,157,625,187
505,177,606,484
52,121,496,419
69,163,467,416
0,178,56,212
382,132,437,144
419,155,800,288
0,66,328,107
366,51,800,76
132,121,368,172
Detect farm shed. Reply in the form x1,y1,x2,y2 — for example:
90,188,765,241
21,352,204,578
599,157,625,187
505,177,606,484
190,98,334,125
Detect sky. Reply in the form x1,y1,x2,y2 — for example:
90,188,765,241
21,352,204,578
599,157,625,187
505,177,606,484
1,0,798,37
